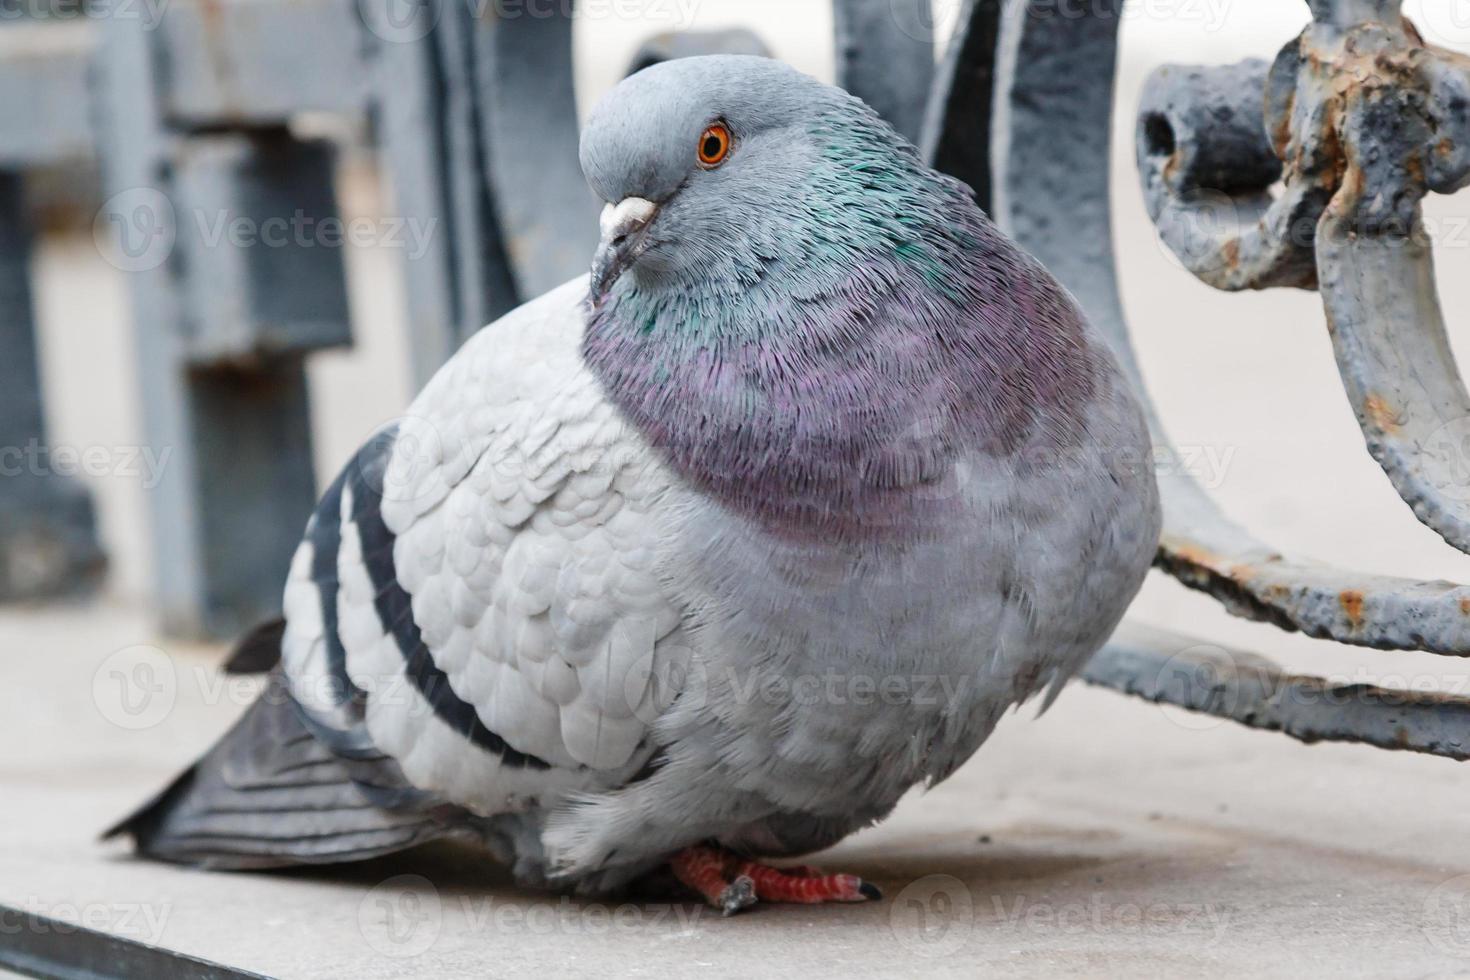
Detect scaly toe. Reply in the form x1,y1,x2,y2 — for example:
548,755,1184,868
739,861,881,904
718,874,758,916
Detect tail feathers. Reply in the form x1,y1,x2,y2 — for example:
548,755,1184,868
105,674,455,869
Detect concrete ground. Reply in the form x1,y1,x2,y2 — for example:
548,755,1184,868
9,601,1470,978
11,2,1470,978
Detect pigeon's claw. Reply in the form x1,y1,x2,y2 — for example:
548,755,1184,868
671,845,755,915
670,845,880,915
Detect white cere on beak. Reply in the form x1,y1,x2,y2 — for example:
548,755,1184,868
591,197,660,296
599,197,659,246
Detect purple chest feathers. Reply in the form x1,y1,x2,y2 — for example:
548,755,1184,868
582,247,1099,542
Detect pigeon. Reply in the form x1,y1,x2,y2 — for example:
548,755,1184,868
108,55,1161,914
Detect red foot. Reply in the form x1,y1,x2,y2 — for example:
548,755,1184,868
670,845,881,915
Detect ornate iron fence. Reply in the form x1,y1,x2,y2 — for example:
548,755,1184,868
4,0,1470,755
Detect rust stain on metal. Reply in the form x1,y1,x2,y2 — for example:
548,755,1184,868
1459,596,1470,615
1229,563,1259,584
1340,589,1366,628
1362,393,1403,433
1221,238,1241,269
1162,150,1181,185
1405,152,1425,187
196,0,242,122
1162,541,1219,569
1271,86,1295,160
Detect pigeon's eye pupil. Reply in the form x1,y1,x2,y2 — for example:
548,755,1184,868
698,125,731,167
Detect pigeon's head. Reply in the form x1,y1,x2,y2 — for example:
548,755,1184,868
580,55,920,302
577,57,1100,538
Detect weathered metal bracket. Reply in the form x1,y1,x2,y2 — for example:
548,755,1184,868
1140,3,1470,557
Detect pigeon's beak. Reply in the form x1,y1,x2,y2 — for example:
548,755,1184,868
591,197,658,298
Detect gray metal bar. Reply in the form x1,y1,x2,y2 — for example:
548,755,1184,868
1318,217,1470,556
0,24,94,168
436,6,513,338
921,0,1002,210
0,172,103,600
1085,624,1470,760
92,23,341,637
172,133,353,363
371,0,597,385
0,905,269,980
833,0,935,145
92,21,205,634
155,0,368,126
1308,10,1470,557
0,176,46,481
368,3,467,385
473,3,599,301
187,361,318,633
366,0,527,386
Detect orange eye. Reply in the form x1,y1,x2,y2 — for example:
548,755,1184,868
697,124,732,167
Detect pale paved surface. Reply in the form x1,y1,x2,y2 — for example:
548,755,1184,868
8,602,1470,979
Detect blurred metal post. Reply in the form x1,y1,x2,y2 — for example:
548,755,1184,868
91,14,356,638
0,172,103,599
833,0,935,145
368,0,598,387
0,25,104,600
